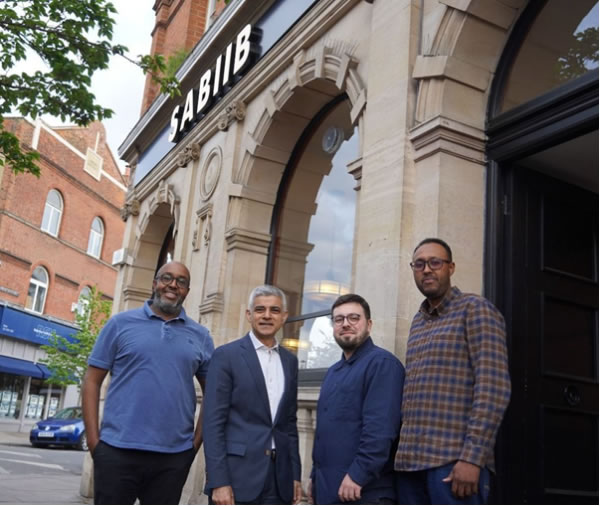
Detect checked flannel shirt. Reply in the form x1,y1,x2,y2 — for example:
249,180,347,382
395,286,511,472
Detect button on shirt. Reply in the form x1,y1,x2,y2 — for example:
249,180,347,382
249,331,284,448
395,287,511,472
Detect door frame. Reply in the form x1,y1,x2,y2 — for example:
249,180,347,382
484,2,599,501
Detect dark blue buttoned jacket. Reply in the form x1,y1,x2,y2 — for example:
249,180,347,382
311,337,405,504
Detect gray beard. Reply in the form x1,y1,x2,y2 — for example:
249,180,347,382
152,292,183,315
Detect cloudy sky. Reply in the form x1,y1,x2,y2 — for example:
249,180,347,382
92,1,156,170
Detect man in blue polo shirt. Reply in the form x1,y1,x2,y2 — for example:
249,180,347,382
82,261,214,504
308,294,405,504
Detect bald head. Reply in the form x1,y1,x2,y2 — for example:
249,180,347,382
156,261,190,281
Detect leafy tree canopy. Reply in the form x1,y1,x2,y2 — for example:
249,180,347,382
0,0,180,176
40,286,111,393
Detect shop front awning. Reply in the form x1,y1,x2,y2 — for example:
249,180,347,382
0,355,48,379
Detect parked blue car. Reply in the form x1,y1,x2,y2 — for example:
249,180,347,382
30,406,87,450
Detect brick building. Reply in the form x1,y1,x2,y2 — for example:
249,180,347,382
0,117,127,432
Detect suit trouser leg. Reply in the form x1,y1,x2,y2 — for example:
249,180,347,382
235,457,285,505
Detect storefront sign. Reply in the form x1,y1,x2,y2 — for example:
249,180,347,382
168,24,261,143
133,0,318,186
0,306,77,346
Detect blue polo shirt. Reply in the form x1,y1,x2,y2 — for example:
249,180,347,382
312,337,405,504
89,301,214,453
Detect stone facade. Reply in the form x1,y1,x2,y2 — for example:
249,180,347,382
84,0,598,502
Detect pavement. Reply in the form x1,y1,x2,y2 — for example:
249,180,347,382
0,430,88,505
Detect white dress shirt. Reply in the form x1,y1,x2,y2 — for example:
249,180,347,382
249,331,284,448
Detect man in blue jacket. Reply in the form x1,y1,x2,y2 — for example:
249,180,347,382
309,294,405,504
203,285,302,504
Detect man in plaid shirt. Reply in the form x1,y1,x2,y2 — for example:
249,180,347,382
395,238,511,504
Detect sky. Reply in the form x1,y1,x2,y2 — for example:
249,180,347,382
90,1,156,171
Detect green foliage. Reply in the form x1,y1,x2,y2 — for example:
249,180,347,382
165,49,191,79
556,27,599,83
0,0,180,176
40,286,111,391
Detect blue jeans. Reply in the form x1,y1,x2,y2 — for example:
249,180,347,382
395,462,490,505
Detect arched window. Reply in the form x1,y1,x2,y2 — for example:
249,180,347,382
87,217,104,258
76,286,92,317
41,190,63,236
26,266,49,314
497,1,598,114
270,96,359,370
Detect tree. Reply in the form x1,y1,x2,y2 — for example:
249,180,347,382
40,286,111,395
0,0,180,176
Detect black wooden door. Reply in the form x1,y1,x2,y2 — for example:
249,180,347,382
506,168,598,503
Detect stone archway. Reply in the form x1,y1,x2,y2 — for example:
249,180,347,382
408,0,527,289
119,181,181,310
218,41,367,340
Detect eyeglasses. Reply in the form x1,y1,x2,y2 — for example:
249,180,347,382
156,273,189,288
332,313,361,326
410,258,452,272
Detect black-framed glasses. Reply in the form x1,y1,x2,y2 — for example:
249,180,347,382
410,258,451,272
332,313,361,326
156,273,189,288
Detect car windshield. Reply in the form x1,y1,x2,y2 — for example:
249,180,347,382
52,407,82,420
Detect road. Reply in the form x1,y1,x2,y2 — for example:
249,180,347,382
0,440,86,504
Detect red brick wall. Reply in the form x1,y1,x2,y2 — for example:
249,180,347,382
141,0,211,113
0,118,126,323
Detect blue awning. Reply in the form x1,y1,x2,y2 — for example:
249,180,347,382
36,363,52,379
0,355,46,379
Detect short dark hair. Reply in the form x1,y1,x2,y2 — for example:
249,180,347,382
413,237,453,262
331,293,371,320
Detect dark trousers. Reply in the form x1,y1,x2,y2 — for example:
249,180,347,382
93,441,195,505
208,457,285,505
395,462,490,505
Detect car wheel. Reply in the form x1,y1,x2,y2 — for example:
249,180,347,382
77,432,88,451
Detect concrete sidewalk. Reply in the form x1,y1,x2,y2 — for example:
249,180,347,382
0,430,87,505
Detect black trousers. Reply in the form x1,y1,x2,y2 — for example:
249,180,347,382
92,441,196,505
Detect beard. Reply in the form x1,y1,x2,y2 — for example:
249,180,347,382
152,291,184,315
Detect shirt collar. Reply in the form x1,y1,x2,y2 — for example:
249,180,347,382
419,286,462,317
249,330,279,351
144,299,187,322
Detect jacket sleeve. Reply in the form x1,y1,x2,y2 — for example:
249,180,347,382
460,298,511,467
347,356,405,486
202,347,234,489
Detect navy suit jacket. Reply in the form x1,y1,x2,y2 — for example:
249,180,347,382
203,334,301,502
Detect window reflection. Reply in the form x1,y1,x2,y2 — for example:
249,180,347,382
499,1,598,114
282,315,341,369
273,98,358,369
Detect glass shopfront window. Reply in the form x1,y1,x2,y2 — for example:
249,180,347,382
272,97,359,369
0,373,25,419
499,1,598,113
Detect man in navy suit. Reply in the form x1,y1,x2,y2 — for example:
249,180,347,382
203,285,302,505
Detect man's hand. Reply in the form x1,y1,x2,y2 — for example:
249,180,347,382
211,485,234,505
87,434,100,455
338,474,362,502
293,480,302,504
442,460,481,498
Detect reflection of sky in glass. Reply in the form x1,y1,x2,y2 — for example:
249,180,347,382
577,2,599,31
301,129,358,314
576,2,599,71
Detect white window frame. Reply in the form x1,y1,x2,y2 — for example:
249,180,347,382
41,190,63,237
26,267,49,314
87,217,104,258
